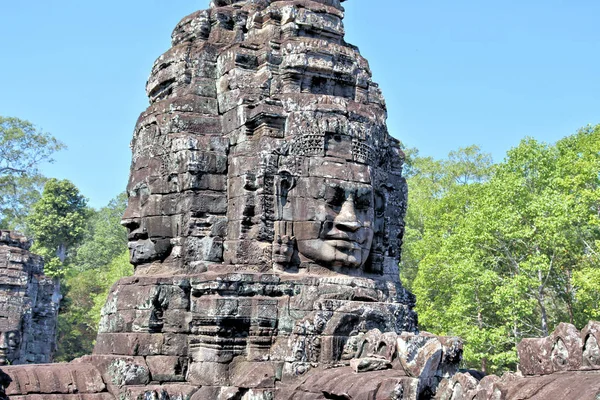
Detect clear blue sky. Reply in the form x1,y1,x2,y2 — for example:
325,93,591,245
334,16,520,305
1,1,599,208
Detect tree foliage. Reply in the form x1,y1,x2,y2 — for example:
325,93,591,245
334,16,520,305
54,193,132,361
0,116,65,229
55,250,132,362
26,179,89,277
402,125,600,374
74,192,128,271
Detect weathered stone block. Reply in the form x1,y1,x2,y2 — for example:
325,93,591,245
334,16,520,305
120,384,198,400
94,333,163,356
146,356,188,382
230,360,276,389
187,361,230,386
397,332,443,380
350,357,392,373
517,337,554,376
162,333,189,357
3,364,106,395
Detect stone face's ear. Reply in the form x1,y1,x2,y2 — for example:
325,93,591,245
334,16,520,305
277,171,296,209
273,172,297,272
279,171,295,191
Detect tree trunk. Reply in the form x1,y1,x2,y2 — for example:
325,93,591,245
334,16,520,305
476,289,487,374
56,243,67,263
538,267,549,337
565,268,575,325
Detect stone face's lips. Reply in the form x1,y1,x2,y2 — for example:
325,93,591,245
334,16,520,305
326,239,362,250
325,228,370,244
127,232,147,241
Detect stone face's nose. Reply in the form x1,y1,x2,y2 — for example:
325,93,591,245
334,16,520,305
334,197,361,232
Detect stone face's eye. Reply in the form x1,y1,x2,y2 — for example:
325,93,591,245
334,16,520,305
325,186,345,208
130,183,150,206
354,190,373,210
7,332,19,346
374,191,385,217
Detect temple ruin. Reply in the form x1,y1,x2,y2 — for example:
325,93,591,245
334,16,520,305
0,231,58,367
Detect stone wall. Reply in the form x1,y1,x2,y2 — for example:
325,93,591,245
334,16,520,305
0,230,59,366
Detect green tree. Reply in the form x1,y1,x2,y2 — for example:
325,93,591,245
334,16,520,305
75,192,128,271
0,116,65,229
401,146,493,290
26,178,89,277
55,250,132,361
404,126,600,374
54,193,132,361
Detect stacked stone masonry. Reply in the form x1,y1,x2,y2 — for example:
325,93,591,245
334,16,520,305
0,231,58,367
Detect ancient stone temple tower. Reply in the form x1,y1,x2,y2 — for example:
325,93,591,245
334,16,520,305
121,0,409,279
107,0,419,390
0,1,464,399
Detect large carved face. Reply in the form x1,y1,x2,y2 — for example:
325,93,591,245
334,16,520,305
285,167,375,270
0,330,21,365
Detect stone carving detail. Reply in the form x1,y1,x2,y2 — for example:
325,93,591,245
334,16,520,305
0,231,59,366
582,321,600,369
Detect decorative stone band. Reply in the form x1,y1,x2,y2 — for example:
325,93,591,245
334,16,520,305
288,133,376,166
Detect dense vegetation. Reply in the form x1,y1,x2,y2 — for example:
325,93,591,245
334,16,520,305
1,115,598,367
0,117,132,360
401,125,600,374
0,117,64,229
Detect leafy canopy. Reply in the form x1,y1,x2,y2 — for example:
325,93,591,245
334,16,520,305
402,125,600,374
0,116,65,229
54,192,132,361
26,178,89,277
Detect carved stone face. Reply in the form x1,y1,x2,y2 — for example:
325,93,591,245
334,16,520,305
121,172,174,266
551,338,569,368
0,330,21,365
583,335,600,367
288,175,375,269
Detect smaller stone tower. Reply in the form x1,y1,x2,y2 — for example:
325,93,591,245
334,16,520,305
0,230,59,365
